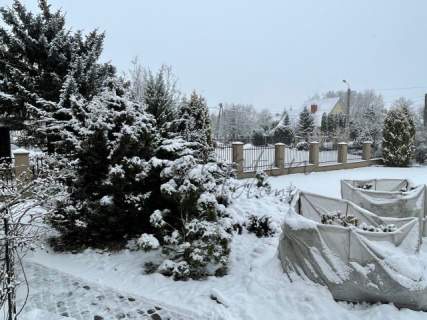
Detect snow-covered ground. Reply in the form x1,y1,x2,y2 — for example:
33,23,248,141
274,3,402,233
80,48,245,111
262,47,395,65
20,165,427,319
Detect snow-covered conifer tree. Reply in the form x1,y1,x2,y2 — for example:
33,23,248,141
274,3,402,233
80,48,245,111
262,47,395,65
283,111,290,126
271,117,294,145
327,114,337,136
175,91,213,161
0,0,113,151
320,113,328,134
49,79,159,246
143,65,179,135
297,107,315,140
382,108,415,167
148,137,233,280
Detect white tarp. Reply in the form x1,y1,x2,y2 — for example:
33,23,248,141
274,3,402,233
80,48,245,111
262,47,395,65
278,191,427,311
341,179,427,236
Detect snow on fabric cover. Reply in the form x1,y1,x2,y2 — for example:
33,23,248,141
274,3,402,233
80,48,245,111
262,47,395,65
278,190,427,311
340,179,427,236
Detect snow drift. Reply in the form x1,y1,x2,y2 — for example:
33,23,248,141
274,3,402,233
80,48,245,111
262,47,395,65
278,190,427,311
341,179,427,236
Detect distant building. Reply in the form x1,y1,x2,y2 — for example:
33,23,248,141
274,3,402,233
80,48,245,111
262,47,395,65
302,97,345,127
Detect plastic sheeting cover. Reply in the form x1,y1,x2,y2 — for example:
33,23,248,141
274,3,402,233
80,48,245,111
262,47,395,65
341,179,427,235
278,191,427,311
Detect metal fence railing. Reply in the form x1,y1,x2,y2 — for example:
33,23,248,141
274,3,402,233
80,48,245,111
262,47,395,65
243,145,275,172
214,145,233,164
213,142,369,174
318,150,338,164
0,158,15,193
348,148,363,162
285,148,309,167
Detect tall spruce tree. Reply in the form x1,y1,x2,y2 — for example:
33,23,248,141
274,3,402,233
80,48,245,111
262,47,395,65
176,91,213,161
0,0,113,151
382,108,414,167
283,111,290,126
298,107,315,140
327,114,337,135
143,65,178,135
320,112,328,134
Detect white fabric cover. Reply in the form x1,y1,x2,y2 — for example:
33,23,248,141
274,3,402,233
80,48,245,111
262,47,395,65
341,179,427,236
278,191,427,311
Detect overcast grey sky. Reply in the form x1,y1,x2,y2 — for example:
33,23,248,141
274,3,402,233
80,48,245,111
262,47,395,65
4,0,427,112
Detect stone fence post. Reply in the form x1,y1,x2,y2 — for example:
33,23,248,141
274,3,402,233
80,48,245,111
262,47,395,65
337,142,348,163
362,141,372,160
274,143,285,170
13,148,31,180
232,142,244,174
309,142,319,165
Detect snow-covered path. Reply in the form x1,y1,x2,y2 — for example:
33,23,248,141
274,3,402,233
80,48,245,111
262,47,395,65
19,262,197,320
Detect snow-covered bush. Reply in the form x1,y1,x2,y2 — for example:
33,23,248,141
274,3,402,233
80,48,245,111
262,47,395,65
149,138,233,280
158,260,191,280
255,170,271,190
296,141,309,151
136,234,160,251
382,107,415,167
246,215,275,237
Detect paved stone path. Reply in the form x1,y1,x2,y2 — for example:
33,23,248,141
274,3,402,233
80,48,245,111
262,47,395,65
19,262,198,320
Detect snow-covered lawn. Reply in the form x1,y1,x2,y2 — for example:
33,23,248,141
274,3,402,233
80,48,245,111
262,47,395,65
22,165,427,319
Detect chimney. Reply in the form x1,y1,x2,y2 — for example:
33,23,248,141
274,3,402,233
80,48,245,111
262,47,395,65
310,104,318,113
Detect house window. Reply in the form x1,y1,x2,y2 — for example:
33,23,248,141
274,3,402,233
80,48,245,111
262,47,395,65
310,104,318,113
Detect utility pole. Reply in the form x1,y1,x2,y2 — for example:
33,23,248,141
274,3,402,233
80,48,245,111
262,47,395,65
424,94,427,128
215,103,224,141
342,80,351,140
